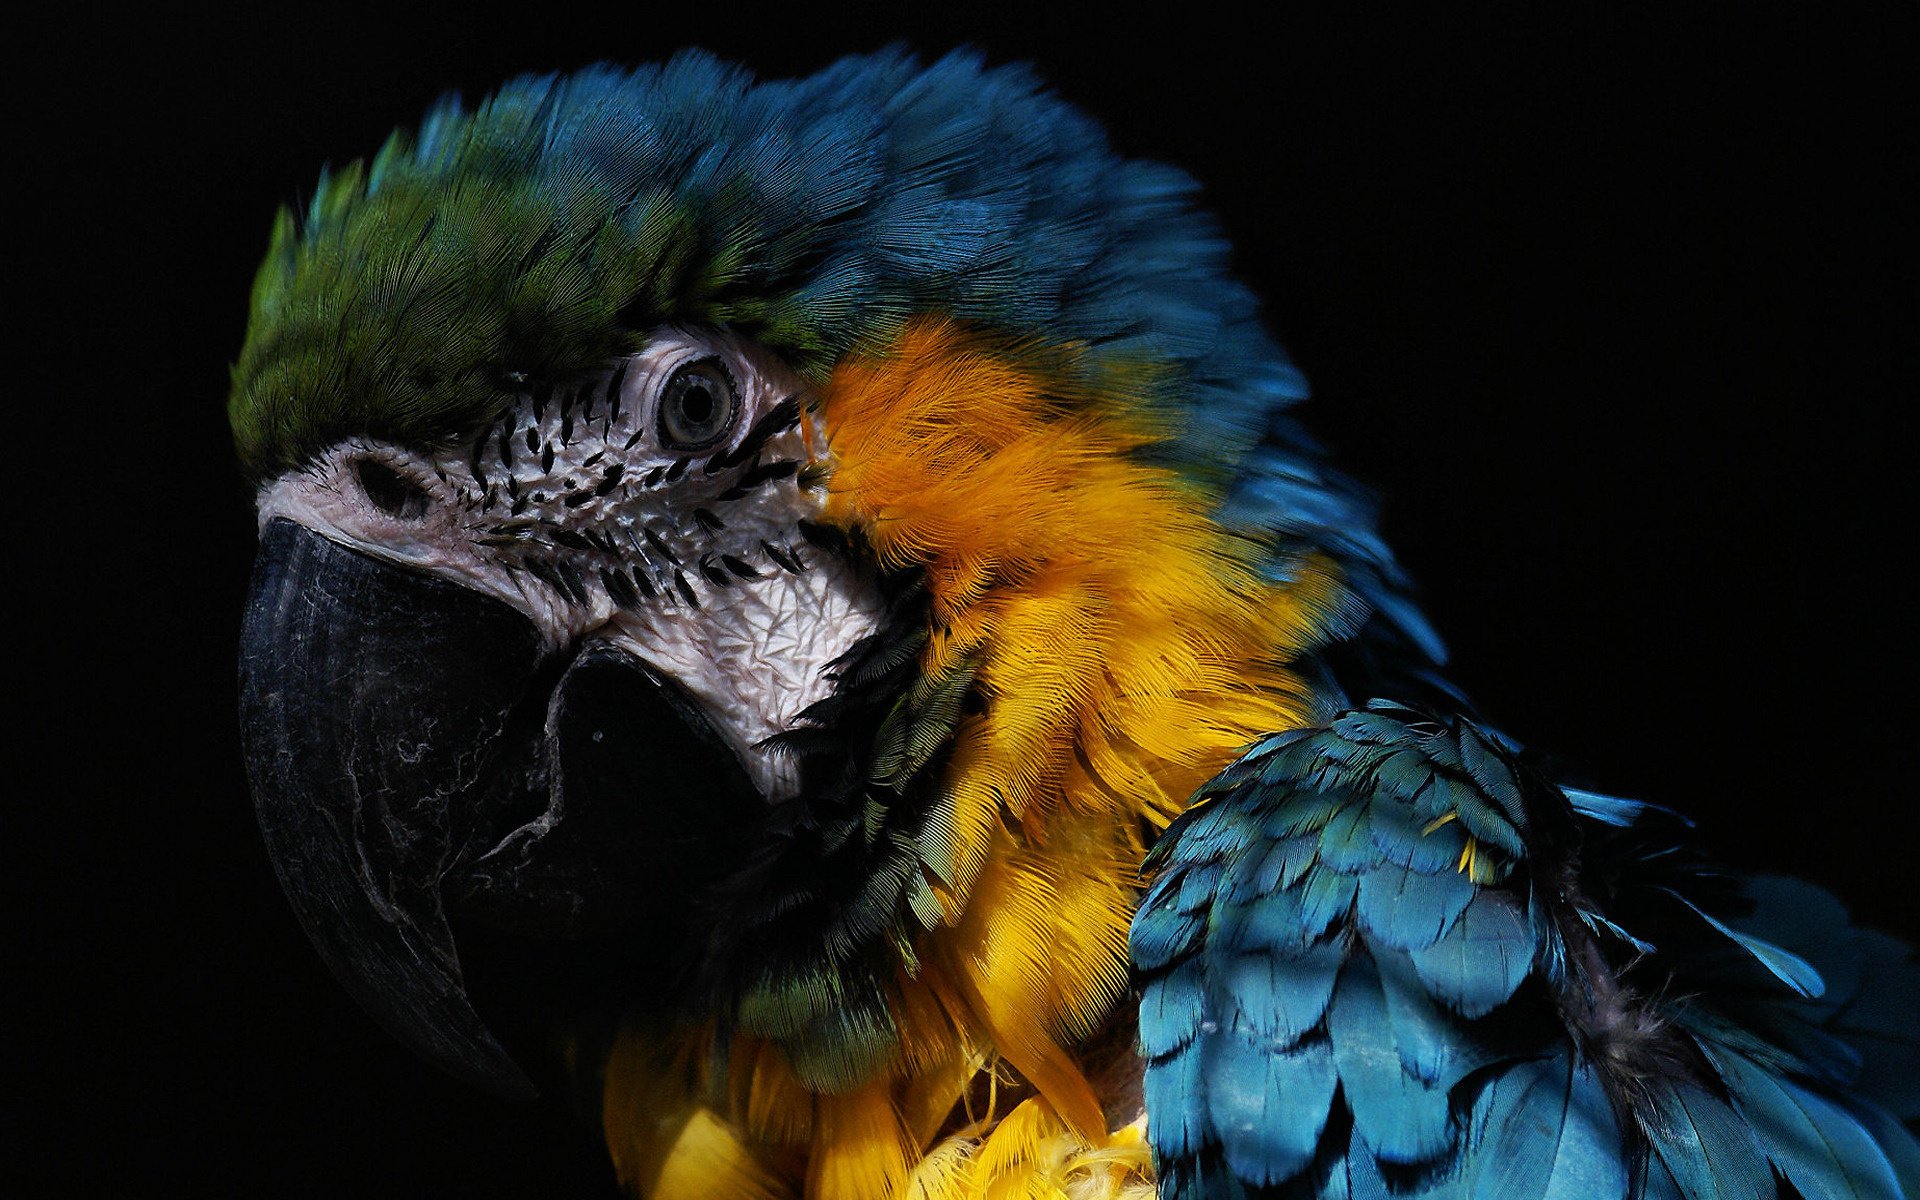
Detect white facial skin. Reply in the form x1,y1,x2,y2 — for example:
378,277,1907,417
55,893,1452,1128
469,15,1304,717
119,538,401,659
256,325,885,798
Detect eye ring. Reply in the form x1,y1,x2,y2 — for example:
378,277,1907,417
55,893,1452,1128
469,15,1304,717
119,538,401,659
656,356,741,452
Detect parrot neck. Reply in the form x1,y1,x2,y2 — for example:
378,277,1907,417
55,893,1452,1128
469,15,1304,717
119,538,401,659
603,317,1351,1199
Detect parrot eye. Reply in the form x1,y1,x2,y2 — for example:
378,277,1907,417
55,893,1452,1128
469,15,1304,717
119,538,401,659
354,458,431,520
656,357,740,451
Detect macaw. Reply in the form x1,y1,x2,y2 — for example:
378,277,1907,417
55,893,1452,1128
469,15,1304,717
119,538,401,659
230,49,1918,1199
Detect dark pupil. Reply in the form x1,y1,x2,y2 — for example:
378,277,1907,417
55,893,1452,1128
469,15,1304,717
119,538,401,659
680,383,714,426
355,458,429,519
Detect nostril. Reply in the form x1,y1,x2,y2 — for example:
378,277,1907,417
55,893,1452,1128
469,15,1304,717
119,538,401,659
355,458,432,520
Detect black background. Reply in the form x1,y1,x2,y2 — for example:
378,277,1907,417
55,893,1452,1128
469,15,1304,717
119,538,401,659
20,4,1913,1194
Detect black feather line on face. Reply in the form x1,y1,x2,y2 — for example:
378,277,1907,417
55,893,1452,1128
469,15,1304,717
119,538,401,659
555,559,589,605
739,459,801,488
604,362,628,427
762,541,805,574
460,370,825,618
602,567,637,609
697,556,733,588
644,528,680,566
708,395,803,474
470,430,491,491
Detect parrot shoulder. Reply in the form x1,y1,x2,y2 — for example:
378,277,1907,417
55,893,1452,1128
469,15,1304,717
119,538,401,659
1131,701,1920,1199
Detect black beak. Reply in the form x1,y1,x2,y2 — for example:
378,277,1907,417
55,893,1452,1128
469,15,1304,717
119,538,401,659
240,519,546,1098
239,520,769,1099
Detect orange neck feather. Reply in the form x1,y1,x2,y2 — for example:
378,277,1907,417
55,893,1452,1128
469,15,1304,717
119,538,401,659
603,318,1350,1199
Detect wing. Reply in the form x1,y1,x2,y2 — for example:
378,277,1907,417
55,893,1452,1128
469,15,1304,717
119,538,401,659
1132,701,1920,1199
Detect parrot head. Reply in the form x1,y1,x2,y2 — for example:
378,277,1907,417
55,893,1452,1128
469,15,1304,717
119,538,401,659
239,323,864,1098
231,49,1425,1173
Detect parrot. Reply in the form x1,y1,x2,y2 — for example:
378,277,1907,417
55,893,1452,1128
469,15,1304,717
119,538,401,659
229,48,1918,1200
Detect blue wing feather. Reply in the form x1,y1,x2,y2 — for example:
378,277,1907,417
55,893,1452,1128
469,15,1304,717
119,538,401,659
1464,1048,1630,1200
1725,877,1920,1119
1220,940,1343,1047
1327,955,1457,1164
1372,947,1500,1088
1703,1044,1904,1200
1646,1082,1775,1200
1355,860,1474,951
1663,889,1827,999
1204,1030,1339,1186
1140,957,1208,1059
1851,1101,1920,1198
1403,891,1534,1019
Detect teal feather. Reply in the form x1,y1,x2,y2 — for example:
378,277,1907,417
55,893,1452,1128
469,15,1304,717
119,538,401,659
1143,1024,1213,1161
1405,891,1534,1019
1217,939,1344,1047
1560,785,1654,828
1725,876,1920,1118
1664,888,1827,999
1456,725,1525,828
1645,1084,1774,1200
1223,833,1319,903
1139,957,1207,1059
1340,1150,1394,1200
1296,870,1361,940
1131,899,1205,973
1355,861,1475,952
1259,787,1348,838
1704,1043,1905,1200
1633,1151,1689,1200
1849,1101,1920,1199
1832,930,1920,1117
1202,1031,1338,1186
1217,887,1318,957
1366,793,1467,873
1371,946,1497,1089
1464,1049,1629,1200
1317,803,1380,873
1327,955,1456,1164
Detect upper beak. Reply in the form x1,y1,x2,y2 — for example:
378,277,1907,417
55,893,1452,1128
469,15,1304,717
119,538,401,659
239,519,545,1098
238,519,768,1099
